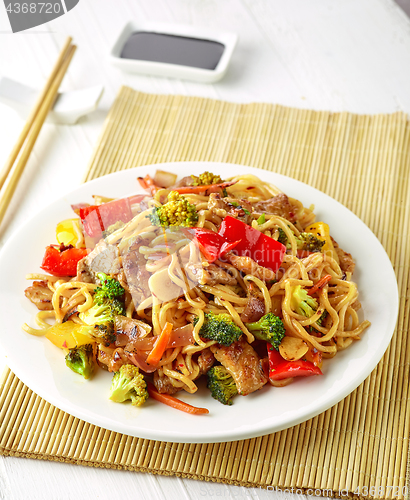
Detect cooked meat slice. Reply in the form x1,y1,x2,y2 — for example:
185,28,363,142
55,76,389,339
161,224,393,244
185,262,237,286
240,296,265,323
76,240,121,283
97,345,128,372
153,371,181,394
24,281,54,311
76,257,96,283
208,193,253,224
335,247,355,274
121,253,150,305
210,338,268,395
253,193,296,222
197,348,215,376
114,315,151,346
331,237,355,274
225,253,275,281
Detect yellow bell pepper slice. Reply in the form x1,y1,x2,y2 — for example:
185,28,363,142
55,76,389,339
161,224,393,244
56,218,82,247
46,321,93,349
304,222,339,263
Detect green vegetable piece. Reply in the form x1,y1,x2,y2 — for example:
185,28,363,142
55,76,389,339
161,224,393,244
79,274,125,327
277,227,288,245
109,364,148,407
65,344,95,379
191,171,223,186
207,366,238,405
296,233,325,252
257,213,265,225
277,228,325,252
194,312,243,346
291,285,318,318
316,310,328,326
149,191,198,227
95,273,125,303
246,313,286,351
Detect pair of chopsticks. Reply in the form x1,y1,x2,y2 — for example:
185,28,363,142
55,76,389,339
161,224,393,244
0,36,76,229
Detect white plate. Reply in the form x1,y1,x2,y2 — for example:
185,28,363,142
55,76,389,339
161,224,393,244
0,162,398,443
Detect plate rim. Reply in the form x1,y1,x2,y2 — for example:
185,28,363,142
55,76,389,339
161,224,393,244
0,161,399,443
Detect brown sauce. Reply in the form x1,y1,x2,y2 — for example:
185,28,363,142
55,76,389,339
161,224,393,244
120,32,225,70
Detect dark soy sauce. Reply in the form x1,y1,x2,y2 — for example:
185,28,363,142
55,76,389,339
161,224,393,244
120,32,225,70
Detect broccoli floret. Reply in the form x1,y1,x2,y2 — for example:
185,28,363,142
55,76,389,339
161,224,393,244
193,312,243,346
246,313,286,351
207,366,238,405
109,364,148,407
65,344,95,379
291,285,318,317
149,191,198,227
191,171,223,186
94,272,125,304
79,302,117,326
79,273,125,326
277,229,324,253
296,233,325,252
92,323,116,346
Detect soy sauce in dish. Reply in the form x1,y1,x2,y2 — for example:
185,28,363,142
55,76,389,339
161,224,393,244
120,32,225,70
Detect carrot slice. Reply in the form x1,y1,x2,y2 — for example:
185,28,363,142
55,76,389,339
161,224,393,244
138,174,161,195
146,382,209,415
146,322,173,366
144,174,162,195
308,274,332,296
173,181,237,195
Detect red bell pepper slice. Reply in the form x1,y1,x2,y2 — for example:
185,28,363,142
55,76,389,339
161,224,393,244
79,197,133,238
218,216,286,272
40,245,89,276
268,343,323,380
184,228,240,263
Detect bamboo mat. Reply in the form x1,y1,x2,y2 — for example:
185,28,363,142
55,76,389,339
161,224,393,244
1,87,409,499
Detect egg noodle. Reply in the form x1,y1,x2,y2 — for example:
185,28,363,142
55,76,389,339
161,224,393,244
23,173,370,400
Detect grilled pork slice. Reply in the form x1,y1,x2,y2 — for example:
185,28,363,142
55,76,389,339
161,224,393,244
153,372,181,394
240,296,265,323
97,345,128,372
117,236,151,306
76,240,121,283
25,280,54,310
208,193,253,224
197,347,215,376
253,193,296,222
185,262,237,286
331,237,355,274
224,253,276,281
210,338,268,396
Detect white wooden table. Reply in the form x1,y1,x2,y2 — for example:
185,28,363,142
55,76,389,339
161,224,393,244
1,1,410,498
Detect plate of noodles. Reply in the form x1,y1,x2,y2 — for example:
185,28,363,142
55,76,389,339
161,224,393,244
0,162,398,443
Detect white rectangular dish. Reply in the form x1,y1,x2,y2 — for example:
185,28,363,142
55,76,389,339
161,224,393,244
109,21,238,83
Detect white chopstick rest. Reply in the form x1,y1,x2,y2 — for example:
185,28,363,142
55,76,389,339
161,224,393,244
0,77,104,125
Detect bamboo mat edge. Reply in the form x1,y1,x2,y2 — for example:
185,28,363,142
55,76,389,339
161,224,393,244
1,87,409,500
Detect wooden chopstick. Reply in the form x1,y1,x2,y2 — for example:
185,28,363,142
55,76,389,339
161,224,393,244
0,38,76,228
